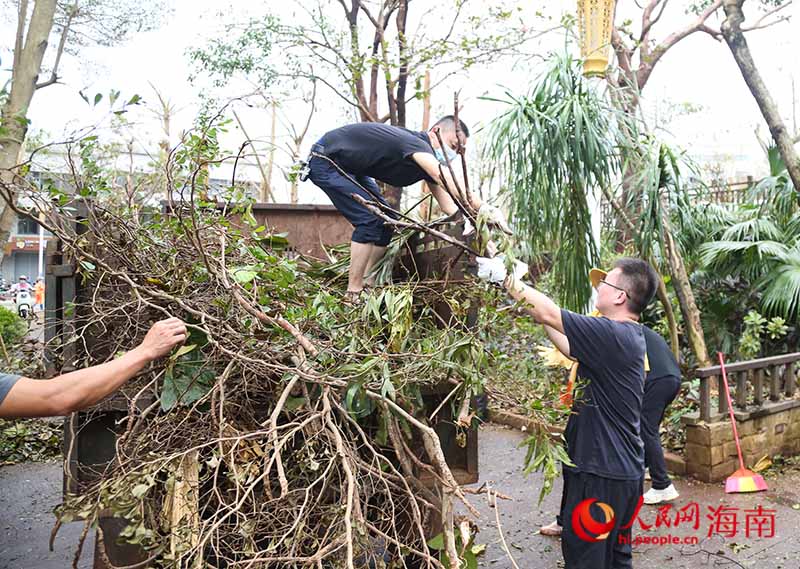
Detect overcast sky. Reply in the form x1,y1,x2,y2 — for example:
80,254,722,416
2,0,798,203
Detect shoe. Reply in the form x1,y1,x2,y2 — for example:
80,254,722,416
539,520,562,536
643,484,679,505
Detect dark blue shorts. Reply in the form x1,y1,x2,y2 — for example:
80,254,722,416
308,145,394,247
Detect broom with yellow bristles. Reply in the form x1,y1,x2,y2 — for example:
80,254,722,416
718,352,768,493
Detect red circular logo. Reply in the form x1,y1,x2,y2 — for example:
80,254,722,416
571,498,616,542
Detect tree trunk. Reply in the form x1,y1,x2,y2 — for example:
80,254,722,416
419,71,433,221
655,270,681,361
720,0,800,199
599,183,680,358
0,0,58,263
265,101,277,203
659,203,711,367
609,75,645,249
395,0,409,127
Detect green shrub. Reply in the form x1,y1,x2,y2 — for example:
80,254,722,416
0,306,26,346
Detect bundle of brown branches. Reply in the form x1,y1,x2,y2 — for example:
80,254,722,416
16,177,491,569
40,199,494,568
0,106,566,568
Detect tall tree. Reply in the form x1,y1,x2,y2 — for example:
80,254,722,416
189,0,548,207
607,0,791,212
719,0,800,200
0,0,167,262
602,0,792,366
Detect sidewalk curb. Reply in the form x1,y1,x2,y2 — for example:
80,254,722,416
488,407,688,476
487,407,564,439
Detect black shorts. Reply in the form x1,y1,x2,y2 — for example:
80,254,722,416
308,146,394,246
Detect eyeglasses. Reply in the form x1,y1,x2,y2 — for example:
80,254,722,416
598,279,628,296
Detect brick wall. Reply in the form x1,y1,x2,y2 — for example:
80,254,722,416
682,400,800,482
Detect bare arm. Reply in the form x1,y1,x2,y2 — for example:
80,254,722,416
0,318,187,418
411,152,482,214
504,277,564,333
544,324,573,359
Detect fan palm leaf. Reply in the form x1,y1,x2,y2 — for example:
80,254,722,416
760,246,800,320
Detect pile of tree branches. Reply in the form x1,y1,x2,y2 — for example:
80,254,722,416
41,201,488,568
0,114,561,569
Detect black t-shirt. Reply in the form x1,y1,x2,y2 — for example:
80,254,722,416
0,372,21,407
561,310,646,480
319,123,436,187
643,326,681,382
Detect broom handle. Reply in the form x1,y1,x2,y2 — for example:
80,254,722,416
718,352,746,470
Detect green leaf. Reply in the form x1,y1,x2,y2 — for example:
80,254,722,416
343,382,374,418
161,352,216,411
93,93,103,106
260,232,290,249
232,266,258,284
173,344,197,358
380,362,396,401
427,534,444,550
465,549,478,569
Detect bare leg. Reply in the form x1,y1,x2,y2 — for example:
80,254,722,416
364,245,387,287
348,241,373,293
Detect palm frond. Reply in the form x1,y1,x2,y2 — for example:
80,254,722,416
699,239,788,282
720,214,782,242
484,52,623,311
760,250,800,321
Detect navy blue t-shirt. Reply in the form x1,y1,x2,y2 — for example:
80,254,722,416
561,310,646,480
643,326,681,382
319,123,436,187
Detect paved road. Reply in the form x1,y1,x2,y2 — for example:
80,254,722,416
1,423,799,568
469,424,800,569
0,461,92,569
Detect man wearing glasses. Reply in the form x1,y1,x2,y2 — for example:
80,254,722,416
477,256,658,569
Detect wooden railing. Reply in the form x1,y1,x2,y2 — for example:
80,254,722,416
696,353,800,422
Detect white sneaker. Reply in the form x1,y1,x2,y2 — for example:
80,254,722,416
643,484,679,505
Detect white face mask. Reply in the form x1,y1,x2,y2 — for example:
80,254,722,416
434,145,459,165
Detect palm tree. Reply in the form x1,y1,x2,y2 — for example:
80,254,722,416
627,141,711,365
484,54,709,363
699,205,800,322
484,52,621,311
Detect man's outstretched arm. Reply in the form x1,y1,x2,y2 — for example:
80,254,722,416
504,276,565,334
0,317,187,418
543,325,572,359
412,152,480,214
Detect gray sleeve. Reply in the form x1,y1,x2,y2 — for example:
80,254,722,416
0,373,22,406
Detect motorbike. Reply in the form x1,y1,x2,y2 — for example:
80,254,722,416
16,289,33,319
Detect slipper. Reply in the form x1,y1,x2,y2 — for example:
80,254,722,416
343,290,365,305
539,520,562,537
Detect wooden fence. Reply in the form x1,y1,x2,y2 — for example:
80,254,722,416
600,177,756,227
695,352,800,422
